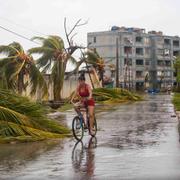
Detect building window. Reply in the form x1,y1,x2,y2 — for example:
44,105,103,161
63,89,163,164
157,49,164,56
136,36,143,43
157,71,162,76
165,71,171,76
136,48,143,55
164,39,170,45
124,46,132,54
136,59,144,65
173,40,179,47
173,51,179,56
124,58,132,65
157,60,163,66
93,37,96,43
144,37,150,45
165,61,171,67
136,71,143,78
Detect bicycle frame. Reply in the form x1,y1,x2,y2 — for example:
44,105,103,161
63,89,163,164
74,105,89,129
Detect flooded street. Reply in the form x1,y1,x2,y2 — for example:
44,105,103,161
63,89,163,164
0,94,180,180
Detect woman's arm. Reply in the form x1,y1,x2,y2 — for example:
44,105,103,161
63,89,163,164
70,87,78,103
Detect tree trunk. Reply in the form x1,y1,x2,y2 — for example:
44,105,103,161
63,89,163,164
100,70,104,87
53,61,67,101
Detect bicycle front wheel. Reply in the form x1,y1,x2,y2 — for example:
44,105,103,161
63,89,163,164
72,116,84,141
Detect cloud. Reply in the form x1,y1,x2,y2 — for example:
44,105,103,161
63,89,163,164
0,0,179,50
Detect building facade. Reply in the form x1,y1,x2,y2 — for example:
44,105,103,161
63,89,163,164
87,26,180,90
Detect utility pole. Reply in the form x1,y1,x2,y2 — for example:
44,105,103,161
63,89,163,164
128,60,131,91
116,38,119,87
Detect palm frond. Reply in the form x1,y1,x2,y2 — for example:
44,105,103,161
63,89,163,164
0,45,17,56
9,42,24,53
48,35,64,49
0,121,63,138
36,54,54,70
28,47,54,55
0,57,15,69
29,64,48,97
0,56,18,61
9,60,25,81
93,88,142,102
0,89,70,140
31,36,46,43
0,106,31,126
31,36,60,50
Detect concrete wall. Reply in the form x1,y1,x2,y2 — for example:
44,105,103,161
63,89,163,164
26,71,101,101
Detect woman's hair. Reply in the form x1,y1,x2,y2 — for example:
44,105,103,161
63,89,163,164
78,72,85,81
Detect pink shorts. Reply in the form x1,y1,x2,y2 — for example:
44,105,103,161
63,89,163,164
82,98,95,107
87,98,95,106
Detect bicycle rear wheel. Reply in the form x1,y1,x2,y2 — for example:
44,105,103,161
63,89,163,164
72,116,84,141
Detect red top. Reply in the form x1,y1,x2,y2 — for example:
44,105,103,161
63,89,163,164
78,83,90,97
77,83,95,106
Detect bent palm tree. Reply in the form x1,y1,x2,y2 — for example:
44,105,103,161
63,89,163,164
29,35,77,101
86,49,105,87
0,42,47,97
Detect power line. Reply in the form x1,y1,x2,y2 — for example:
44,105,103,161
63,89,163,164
0,24,40,45
0,16,46,36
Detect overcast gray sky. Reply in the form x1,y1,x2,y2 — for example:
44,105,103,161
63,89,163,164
0,0,180,51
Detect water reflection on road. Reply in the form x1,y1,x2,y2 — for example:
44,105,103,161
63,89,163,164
0,94,180,180
72,137,97,179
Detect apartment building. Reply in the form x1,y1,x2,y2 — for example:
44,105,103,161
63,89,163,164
87,26,180,90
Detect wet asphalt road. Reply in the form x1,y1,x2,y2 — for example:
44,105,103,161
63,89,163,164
0,94,180,180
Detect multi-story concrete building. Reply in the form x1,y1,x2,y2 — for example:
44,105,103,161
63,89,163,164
87,26,180,90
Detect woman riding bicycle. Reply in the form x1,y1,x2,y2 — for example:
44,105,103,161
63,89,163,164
71,73,95,135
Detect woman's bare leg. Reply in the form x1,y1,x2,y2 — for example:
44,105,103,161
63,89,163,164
88,106,94,133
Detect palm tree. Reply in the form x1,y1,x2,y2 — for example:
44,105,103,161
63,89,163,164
28,35,77,101
0,42,47,96
86,49,105,87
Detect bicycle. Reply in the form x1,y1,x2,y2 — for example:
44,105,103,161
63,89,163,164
72,102,97,141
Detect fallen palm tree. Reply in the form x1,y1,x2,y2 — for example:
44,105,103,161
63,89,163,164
0,89,70,143
93,88,142,103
